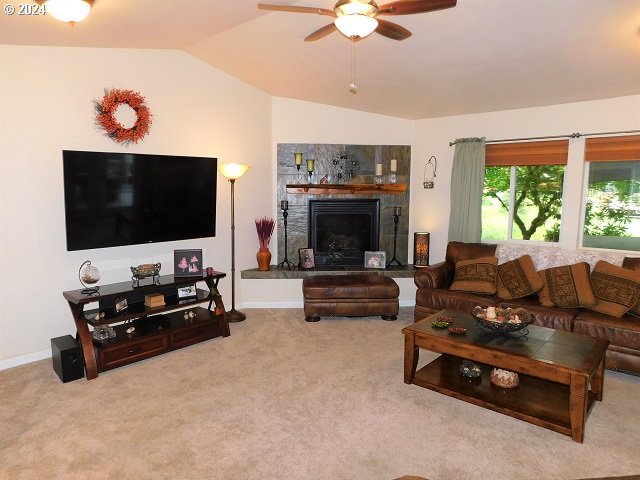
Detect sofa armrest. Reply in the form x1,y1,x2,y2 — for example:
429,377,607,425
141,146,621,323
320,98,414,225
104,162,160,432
414,262,455,289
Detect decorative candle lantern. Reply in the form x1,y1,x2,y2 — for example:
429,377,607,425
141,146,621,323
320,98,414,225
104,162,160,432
414,232,430,267
423,156,437,189
375,163,383,184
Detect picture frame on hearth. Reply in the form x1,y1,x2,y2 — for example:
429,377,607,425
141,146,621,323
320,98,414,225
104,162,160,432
177,284,197,299
299,248,315,270
174,249,203,277
365,251,386,269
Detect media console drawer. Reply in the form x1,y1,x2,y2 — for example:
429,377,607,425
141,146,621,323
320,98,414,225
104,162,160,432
170,321,222,349
98,334,169,371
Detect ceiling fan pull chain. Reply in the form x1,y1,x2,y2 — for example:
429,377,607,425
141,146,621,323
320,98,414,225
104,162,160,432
349,36,358,94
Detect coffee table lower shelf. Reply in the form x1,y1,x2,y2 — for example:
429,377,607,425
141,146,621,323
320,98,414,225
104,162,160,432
412,355,597,438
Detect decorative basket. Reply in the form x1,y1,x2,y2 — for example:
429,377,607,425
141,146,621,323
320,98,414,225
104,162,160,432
472,306,535,334
490,368,519,388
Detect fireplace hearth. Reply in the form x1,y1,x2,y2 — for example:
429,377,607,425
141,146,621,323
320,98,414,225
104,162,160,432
309,199,380,266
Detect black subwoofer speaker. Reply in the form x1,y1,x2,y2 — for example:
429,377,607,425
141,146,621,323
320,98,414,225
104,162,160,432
51,335,84,383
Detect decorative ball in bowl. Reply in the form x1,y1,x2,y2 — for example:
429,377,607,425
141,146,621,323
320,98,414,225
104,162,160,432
472,306,535,334
490,368,519,388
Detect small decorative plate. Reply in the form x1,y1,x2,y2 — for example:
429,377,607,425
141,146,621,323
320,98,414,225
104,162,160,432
432,320,450,328
448,327,467,335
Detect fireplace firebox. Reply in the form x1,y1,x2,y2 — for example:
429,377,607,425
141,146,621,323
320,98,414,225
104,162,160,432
308,199,380,266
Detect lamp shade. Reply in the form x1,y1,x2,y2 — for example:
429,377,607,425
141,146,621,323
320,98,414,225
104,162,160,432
218,163,249,180
43,0,93,22
334,14,378,38
414,232,430,267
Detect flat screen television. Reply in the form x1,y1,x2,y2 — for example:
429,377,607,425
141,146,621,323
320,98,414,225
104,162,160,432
63,150,217,251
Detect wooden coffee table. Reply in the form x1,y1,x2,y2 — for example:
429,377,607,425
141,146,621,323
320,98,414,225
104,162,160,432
402,309,609,442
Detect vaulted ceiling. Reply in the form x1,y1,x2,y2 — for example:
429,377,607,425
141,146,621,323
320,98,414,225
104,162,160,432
2,0,639,119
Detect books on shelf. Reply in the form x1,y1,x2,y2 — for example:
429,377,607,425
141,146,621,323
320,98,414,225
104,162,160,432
144,293,165,308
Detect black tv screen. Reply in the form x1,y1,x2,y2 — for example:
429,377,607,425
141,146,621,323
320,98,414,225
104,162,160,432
63,150,217,251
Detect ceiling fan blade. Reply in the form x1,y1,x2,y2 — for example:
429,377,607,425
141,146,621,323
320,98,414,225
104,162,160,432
304,23,338,42
377,0,456,15
375,19,412,41
257,3,336,17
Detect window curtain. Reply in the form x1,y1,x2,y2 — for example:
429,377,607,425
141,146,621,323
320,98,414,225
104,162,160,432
448,137,486,242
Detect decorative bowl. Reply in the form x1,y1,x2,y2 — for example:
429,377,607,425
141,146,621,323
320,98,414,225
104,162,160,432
490,368,519,388
460,360,482,378
131,263,161,278
472,306,535,334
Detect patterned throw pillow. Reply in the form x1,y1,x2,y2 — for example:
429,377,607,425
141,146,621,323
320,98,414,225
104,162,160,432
588,260,640,317
538,262,597,308
496,255,544,299
450,256,498,295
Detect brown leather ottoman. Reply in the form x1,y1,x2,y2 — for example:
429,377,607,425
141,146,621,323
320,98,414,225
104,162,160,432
302,274,399,322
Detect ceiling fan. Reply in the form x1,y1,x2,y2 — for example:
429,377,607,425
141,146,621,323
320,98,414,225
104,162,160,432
257,0,457,42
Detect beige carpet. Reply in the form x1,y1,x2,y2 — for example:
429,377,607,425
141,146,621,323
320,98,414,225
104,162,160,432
1,307,640,480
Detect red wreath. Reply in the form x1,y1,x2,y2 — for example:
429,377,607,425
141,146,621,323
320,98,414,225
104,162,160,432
94,88,152,145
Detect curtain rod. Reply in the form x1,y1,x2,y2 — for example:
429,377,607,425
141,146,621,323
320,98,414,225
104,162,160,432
448,129,640,147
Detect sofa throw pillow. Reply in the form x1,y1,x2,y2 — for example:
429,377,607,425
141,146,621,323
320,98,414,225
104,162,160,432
588,260,640,317
450,256,498,295
496,255,543,300
538,262,597,308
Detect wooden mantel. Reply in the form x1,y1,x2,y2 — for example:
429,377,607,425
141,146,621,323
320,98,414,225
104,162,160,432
286,183,407,195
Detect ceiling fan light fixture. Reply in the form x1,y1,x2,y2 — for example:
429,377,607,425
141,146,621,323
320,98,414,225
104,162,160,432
335,14,378,38
334,0,378,16
42,0,93,23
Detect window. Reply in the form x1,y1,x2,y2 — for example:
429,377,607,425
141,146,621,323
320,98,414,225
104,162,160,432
582,135,640,251
482,140,568,243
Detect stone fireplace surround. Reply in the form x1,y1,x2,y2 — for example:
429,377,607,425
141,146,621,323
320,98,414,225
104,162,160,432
276,143,411,269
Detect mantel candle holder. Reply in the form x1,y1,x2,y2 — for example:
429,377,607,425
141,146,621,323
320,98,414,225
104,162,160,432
375,163,383,184
386,207,403,267
389,158,397,184
294,152,303,183
306,158,315,184
277,200,294,270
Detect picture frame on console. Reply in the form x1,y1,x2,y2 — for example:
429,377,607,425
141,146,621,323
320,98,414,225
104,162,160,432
299,248,315,270
114,297,128,313
174,249,203,277
177,284,197,299
365,251,386,269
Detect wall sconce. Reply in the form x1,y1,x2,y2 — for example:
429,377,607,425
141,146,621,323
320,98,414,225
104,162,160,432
294,152,303,172
413,232,430,267
423,156,437,189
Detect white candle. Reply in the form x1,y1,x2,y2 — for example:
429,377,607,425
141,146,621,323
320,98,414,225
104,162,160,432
390,159,397,172
375,163,382,176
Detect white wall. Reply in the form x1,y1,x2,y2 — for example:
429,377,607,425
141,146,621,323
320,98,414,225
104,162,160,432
2,43,638,368
412,95,640,265
0,45,272,366
241,97,416,308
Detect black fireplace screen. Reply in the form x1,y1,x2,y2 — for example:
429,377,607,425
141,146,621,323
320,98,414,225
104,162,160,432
309,199,380,266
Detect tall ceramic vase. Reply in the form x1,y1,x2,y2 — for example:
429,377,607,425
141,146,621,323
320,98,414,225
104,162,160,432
256,248,271,271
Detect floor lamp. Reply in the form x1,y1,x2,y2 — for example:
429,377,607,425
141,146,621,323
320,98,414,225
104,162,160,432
218,162,249,323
